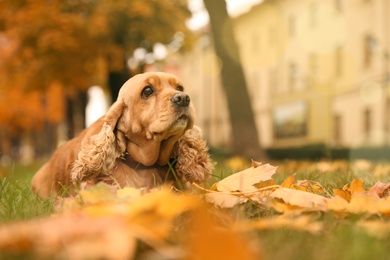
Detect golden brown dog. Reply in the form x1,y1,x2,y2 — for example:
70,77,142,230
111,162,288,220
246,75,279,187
32,72,213,198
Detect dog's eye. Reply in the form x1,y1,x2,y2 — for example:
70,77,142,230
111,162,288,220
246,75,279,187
141,86,154,98
176,86,184,92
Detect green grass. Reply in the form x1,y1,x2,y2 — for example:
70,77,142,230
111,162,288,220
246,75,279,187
2,160,390,259
0,163,54,223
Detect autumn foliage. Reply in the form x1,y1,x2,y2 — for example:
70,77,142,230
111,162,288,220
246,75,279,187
0,0,191,138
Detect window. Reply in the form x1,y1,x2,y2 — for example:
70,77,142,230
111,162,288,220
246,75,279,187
335,46,343,77
364,34,377,68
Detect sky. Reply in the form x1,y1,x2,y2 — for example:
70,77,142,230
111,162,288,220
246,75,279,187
186,0,263,30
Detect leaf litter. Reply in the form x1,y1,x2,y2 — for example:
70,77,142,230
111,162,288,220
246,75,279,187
3,160,390,258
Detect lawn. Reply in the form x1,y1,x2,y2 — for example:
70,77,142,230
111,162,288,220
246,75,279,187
0,163,53,223
1,159,390,259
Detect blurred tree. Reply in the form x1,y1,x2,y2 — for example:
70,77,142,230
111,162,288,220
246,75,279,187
0,0,191,158
203,0,267,160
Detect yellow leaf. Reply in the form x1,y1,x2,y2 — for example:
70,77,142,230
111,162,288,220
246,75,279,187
327,194,381,215
281,173,296,188
349,178,365,195
78,183,117,204
296,180,324,194
116,187,142,200
212,162,277,193
186,208,258,260
236,215,323,234
333,188,351,202
270,188,329,210
254,179,275,189
268,200,307,214
205,193,247,208
326,195,350,212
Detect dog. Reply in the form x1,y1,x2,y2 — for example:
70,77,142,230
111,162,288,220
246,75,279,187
32,72,213,198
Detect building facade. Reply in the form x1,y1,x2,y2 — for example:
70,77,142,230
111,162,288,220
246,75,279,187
167,0,390,150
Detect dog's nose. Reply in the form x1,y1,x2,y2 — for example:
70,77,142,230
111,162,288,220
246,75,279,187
171,93,190,107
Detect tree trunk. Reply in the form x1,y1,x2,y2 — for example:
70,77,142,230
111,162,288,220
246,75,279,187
108,72,128,103
203,0,267,160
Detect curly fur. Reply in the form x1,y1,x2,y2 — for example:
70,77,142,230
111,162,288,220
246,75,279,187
70,124,123,182
173,126,213,187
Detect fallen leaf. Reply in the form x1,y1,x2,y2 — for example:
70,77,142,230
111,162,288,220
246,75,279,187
79,182,117,204
327,194,381,215
254,179,275,189
268,200,308,214
270,188,329,210
368,181,390,198
186,208,258,260
296,179,324,194
333,188,351,202
281,174,296,188
205,193,248,208
211,161,277,193
349,178,365,195
235,215,323,234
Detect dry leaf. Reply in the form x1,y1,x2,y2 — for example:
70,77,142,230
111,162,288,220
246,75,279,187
270,188,329,210
235,215,323,234
0,187,198,259
281,174,296,188
368,181,390,198
212,161,277,193
268,200,308,214
349,178,365,195
327,194,381,215
186,208,258,260
205,193,248,208
333,188,351,202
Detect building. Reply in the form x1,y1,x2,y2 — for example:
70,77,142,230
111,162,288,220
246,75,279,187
165,0,390,153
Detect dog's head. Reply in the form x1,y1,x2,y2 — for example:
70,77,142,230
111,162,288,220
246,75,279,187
105,72,195,166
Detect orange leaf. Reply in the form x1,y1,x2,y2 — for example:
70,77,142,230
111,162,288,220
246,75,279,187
281,174,296,188
349,178,365,195
186,208,258,260
333,189,351,202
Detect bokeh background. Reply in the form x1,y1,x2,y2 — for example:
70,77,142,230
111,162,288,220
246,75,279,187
1,0,389,165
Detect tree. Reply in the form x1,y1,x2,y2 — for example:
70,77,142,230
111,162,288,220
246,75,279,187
203,0,267,160
0,0,192,158
0,1,191,125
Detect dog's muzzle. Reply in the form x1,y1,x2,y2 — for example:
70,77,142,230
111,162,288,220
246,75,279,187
171,93,190,107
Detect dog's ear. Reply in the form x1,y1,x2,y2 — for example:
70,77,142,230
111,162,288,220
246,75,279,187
71,100,126,182
104,100,124,129
172,126,213,187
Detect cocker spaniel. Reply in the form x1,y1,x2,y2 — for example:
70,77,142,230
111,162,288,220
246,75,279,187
32,72,213,198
